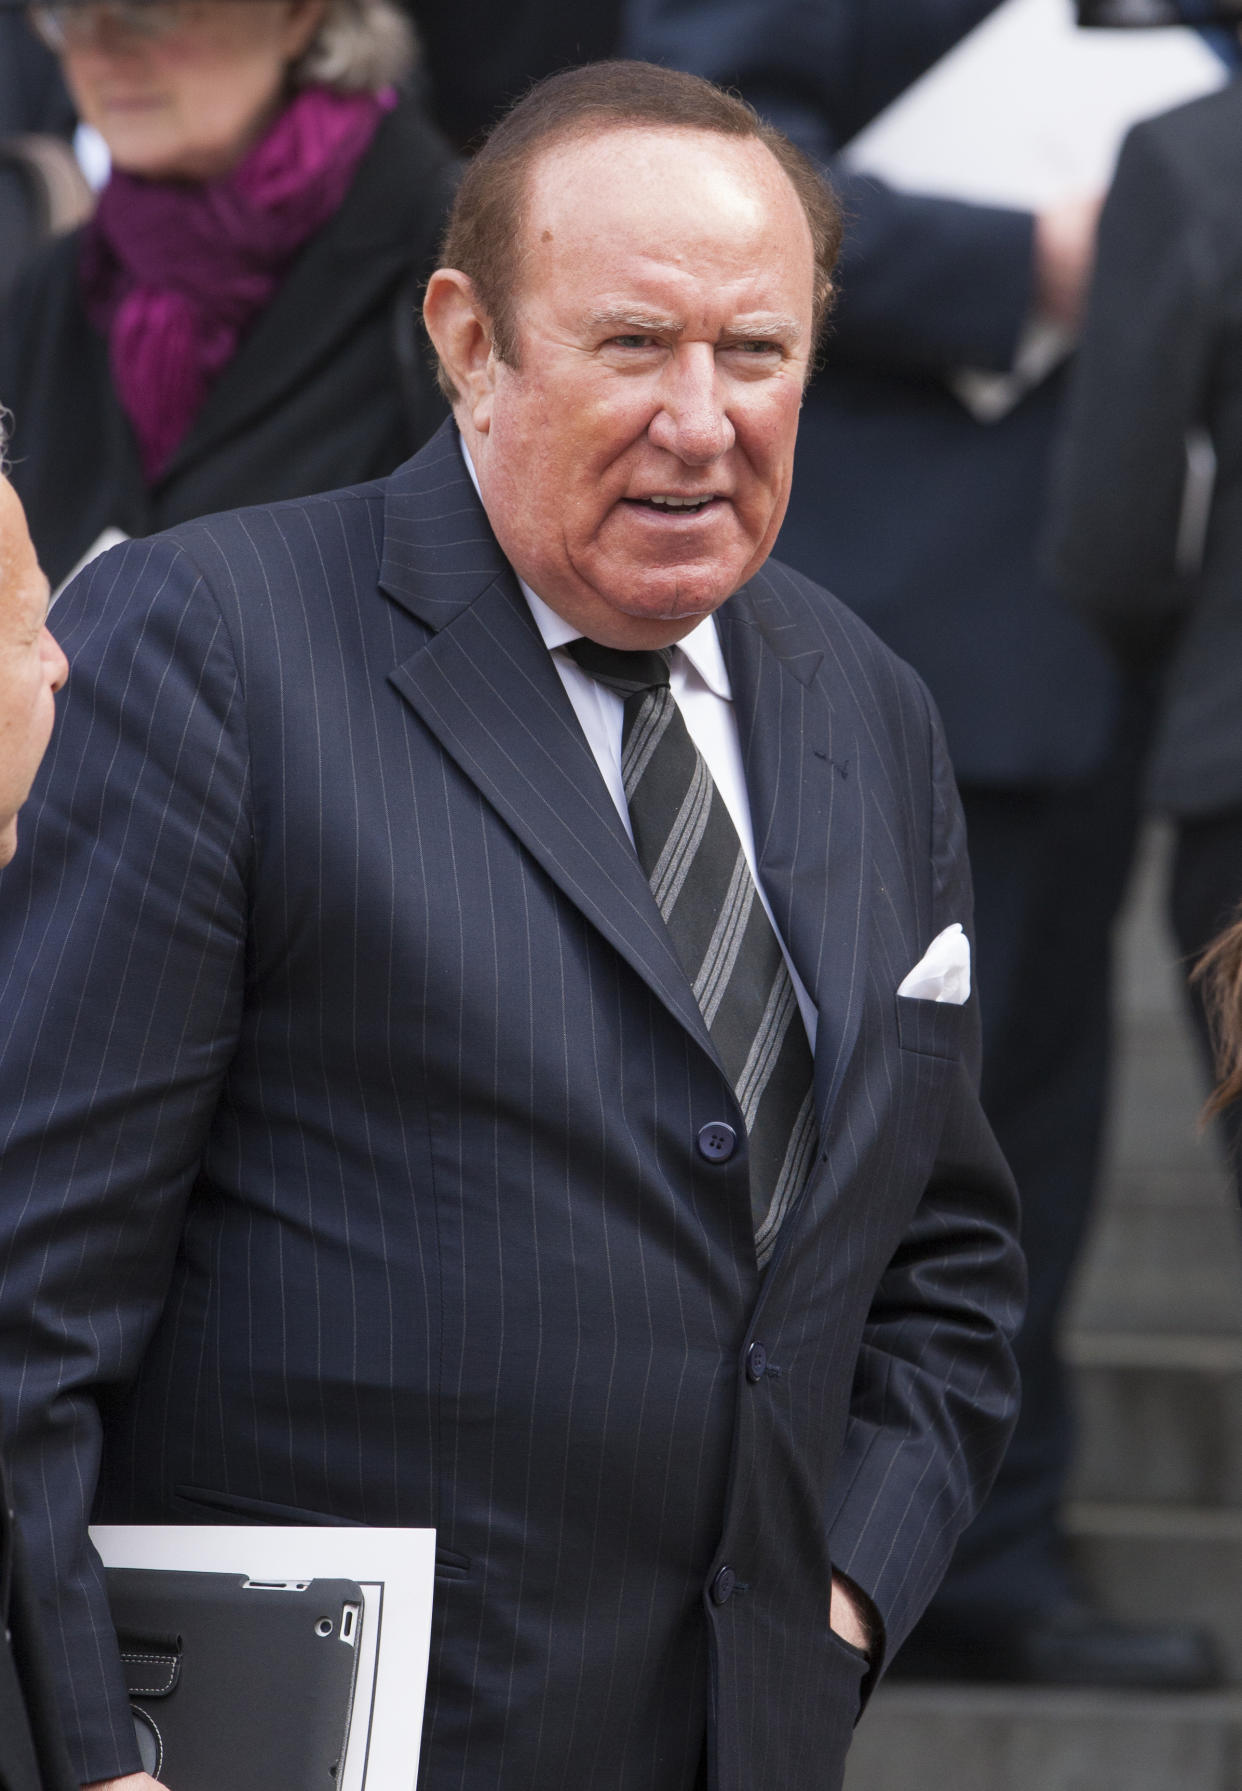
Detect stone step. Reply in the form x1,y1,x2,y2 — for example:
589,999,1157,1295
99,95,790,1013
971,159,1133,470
843,1686,1242,1791
1066,1192,1242,1336
1063,967,1242,1336
1067,1333,1242,1507
1071,1502,1242,1682
1102,1022,1223,1196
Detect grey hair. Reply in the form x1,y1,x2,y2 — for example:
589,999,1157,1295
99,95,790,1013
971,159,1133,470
292,0,417,93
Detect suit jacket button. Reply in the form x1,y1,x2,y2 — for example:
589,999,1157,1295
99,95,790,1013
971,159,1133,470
710,1565,737,1606
697,1122,737,1163
745,1341,767,1383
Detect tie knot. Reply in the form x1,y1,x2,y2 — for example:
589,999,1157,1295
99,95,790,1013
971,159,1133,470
566,638,672,699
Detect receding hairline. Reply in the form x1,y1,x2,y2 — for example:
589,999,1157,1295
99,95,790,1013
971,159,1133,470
520,117,817,238
521,112,806,178
511,121,817,307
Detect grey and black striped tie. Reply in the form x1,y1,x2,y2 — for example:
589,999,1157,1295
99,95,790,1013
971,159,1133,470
567,637,817,1265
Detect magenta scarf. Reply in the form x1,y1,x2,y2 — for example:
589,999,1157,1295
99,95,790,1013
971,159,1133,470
81,84,394,482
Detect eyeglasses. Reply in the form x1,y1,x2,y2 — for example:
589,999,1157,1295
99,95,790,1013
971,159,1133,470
30,0,220,51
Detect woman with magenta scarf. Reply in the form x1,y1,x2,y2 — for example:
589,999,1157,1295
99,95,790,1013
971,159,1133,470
0,0,458,588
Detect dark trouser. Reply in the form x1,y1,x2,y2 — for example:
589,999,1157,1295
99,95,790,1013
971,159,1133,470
1170,805,1242,1195
922,685,1151,1621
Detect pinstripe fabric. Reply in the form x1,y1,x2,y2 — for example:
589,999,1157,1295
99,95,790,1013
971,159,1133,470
565,641,816,1263
0,1447,77,1791
0,423,1022,1791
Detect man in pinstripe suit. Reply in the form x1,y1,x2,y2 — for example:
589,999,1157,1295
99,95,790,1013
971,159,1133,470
0,62,1022,1791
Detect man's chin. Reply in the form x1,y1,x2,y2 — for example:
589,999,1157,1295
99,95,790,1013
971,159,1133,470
609,558,745,622
591,586,730,647
546,549,752,646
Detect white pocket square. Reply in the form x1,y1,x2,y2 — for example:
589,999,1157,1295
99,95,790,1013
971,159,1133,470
897,923,971,1005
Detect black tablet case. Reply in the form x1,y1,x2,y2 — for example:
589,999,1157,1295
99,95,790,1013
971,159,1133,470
105,1567,363,1790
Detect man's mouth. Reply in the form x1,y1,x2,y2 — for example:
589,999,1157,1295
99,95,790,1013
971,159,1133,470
632,494,718,514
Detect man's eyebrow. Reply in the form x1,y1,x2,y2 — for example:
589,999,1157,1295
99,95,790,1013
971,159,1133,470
725,316,804,342
585,307,684,335
585,308,804,343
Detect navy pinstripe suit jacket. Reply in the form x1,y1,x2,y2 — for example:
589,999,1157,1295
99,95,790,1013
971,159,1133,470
0,424,1021,1790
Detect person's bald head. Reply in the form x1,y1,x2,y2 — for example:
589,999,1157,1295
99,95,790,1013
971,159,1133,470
0,457,67,867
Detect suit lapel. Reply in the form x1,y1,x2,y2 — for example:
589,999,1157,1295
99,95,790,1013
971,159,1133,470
717,577,872,1136
379,429,720,1062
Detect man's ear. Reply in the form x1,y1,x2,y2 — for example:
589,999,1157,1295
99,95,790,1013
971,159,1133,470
423,270,497,433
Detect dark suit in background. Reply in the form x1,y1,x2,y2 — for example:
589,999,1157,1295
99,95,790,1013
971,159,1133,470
406,0,622,147
0,423,1021,1789
622,0,1143,1655
1052,77,1242,1188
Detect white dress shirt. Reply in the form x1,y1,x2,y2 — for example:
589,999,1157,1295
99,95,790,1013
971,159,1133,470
459,435,816,1046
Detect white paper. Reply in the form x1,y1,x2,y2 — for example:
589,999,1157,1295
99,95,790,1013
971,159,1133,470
843,0,1225,210
91,1523,436,1790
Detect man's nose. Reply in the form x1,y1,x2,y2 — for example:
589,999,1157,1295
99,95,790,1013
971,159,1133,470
647,345,735,464
42,628,68,694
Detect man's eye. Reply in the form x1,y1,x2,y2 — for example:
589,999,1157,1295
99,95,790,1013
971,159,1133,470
610,335,656,349
734,340,781,355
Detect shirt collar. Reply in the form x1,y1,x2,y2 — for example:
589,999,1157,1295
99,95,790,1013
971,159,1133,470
457,431,733,700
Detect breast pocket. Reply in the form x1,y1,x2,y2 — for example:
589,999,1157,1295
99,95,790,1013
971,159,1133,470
896,993,967,1060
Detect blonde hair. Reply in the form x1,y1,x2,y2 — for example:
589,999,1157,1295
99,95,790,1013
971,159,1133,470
293,0,416,93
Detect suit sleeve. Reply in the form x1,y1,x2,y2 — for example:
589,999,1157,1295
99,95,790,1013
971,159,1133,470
621,0,1036,374
0,536,251,1781
825,689,1024,1667
1049,119,1219,663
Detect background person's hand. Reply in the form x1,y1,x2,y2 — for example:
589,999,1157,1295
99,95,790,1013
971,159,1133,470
1034,192,1104,334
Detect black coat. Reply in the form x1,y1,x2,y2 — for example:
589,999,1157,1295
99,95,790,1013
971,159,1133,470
0,96,459,589
1051,78,1242,818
